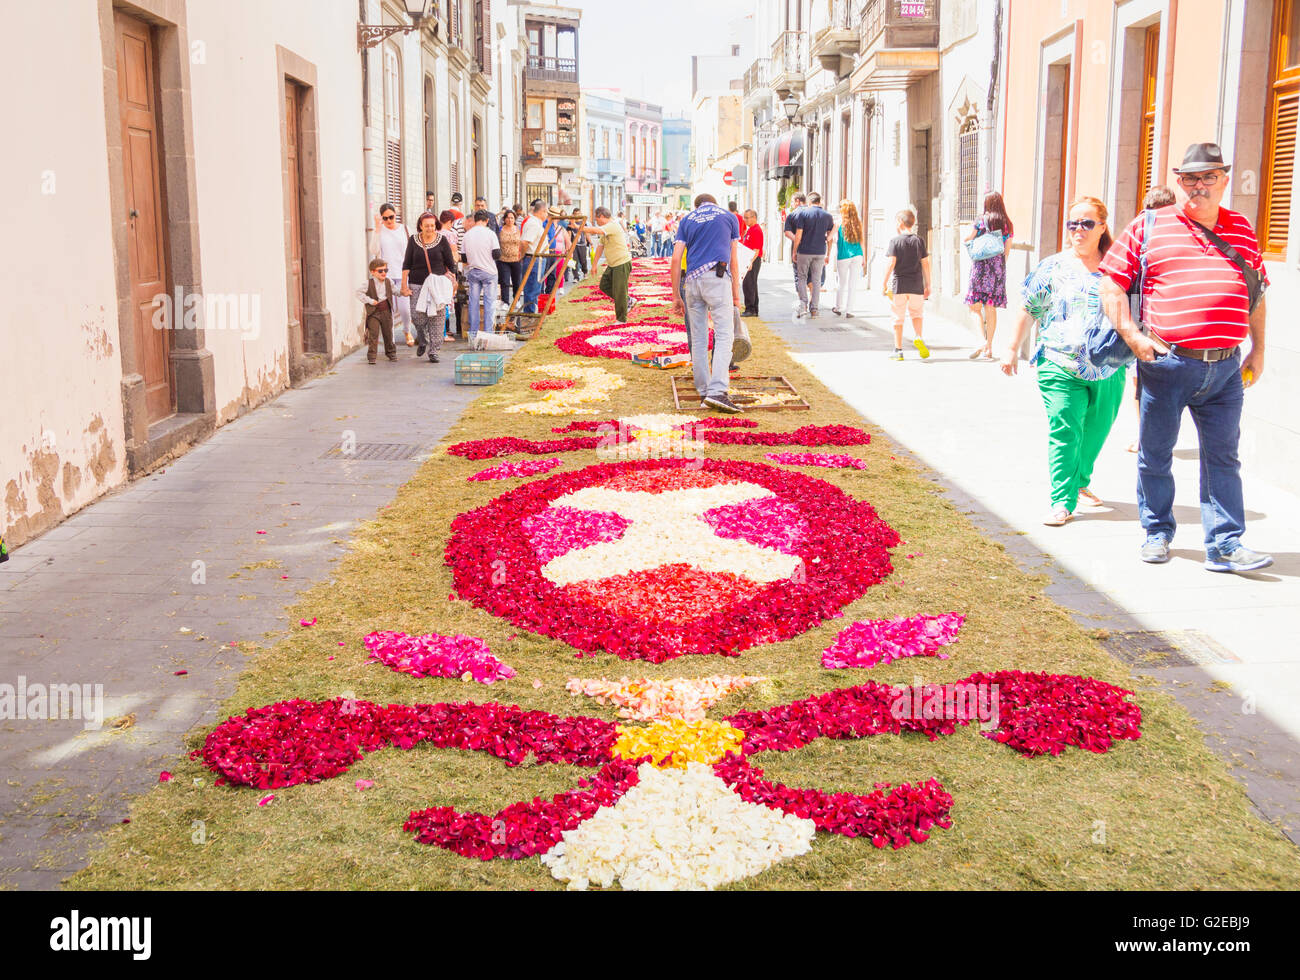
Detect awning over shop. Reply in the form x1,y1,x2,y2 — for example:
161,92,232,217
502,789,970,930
763,128,805,179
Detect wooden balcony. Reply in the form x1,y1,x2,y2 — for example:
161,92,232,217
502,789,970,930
525,55,578,85
851,0,940,92
743,57,771,108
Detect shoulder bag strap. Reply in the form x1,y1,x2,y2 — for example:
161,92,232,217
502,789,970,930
1193,220,1263,312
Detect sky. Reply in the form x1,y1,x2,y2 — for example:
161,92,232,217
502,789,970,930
571,0,755,115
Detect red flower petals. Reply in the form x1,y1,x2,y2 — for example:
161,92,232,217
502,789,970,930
446,425,870,461
530,379,577,391
194,699,620,789
713,757,954,849
445,458,900,662
724,671,1141,759
404,758,642,860
447,435,603,460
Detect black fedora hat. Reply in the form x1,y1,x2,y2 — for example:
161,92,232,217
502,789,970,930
1173,142,1232,174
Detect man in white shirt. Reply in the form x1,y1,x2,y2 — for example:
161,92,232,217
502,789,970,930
462,210,501,341
518,199,551,314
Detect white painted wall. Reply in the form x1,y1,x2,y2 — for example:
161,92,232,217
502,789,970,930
0,3,126,543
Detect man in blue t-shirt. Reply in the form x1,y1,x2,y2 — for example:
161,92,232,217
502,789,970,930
671,193,741,414
791,192,836,318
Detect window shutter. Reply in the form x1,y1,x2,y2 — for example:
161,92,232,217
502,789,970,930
1261,0,1299,256
450,161,460,196
385,139,403,217
1136,24,1160,210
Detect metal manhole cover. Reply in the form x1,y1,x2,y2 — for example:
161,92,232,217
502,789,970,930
321,443,424,461
1099,630,1242,668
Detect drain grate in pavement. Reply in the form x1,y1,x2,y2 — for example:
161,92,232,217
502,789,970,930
817,325,850,333
320,443,424,461
1099,630,1242,668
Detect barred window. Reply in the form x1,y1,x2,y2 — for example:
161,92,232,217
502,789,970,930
957,116,980,223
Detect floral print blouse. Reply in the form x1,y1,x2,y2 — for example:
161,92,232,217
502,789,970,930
1020,251,1118,381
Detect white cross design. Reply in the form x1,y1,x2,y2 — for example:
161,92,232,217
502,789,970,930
539,483,802,586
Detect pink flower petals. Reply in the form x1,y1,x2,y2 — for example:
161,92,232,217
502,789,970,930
258,794,275,806
822,613,967,670
363,631,516,684
159,771,172,782
355,779,375,791
766,452,869,470
299,618,317,628
521,506,631,564
468,458,565,482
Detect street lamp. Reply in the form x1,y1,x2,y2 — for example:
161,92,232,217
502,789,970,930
781,93,800,122
358,0,430,49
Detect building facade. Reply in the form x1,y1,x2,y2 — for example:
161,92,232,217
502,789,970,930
4,0,535,551
514,1,582,207
1002,0,1300,486
624,99,666,222
662,115,694,210
583,90,628,216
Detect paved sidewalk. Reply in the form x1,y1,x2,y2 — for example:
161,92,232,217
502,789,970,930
759,264,1300,843
0,340,506,888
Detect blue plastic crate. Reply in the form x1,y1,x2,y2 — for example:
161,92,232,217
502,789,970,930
454,351,505,385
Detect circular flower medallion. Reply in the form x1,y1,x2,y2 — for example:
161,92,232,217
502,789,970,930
556,322,707,361
446,458,900,662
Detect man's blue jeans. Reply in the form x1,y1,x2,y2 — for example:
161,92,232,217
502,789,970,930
466,267,496,340
521,259,551,314
1136,349,1246,558
684,272,735,399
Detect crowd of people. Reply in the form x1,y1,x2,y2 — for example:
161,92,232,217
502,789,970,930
359,138,1270,575
363,192,609,361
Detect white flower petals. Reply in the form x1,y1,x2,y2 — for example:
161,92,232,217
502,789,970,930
540,762,816,890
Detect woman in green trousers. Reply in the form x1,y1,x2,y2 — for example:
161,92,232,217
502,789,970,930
1002,196,1127,526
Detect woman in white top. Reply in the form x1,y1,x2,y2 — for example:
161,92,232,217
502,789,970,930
369,204,414,346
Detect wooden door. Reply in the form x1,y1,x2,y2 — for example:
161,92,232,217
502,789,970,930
1261,0,1299,257
1136,24,1160,210
284,80,305,356
116,11,173,423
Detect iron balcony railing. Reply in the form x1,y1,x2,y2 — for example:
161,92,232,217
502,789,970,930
770,30,807,79
525,55,578,84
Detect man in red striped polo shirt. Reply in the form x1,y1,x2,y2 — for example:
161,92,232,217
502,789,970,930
1099,142,1271,573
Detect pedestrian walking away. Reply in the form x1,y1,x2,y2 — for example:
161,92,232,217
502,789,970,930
672,193,741,414
357,258,399,364
369,204,415,346
1099,141,1271,573
740,209,764,316
881,209,931,361
833,200,867,319
400,211,457,363
1002,196,1126,526
964,191,1013,359
583,207,634,322
791,192,835,318
782,192,807,314
462,209,501,342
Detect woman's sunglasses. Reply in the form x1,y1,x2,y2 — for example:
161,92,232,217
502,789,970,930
1065,219,1098,232
382,214,397,221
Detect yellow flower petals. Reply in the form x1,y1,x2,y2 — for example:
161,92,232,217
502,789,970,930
612,718,746,769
